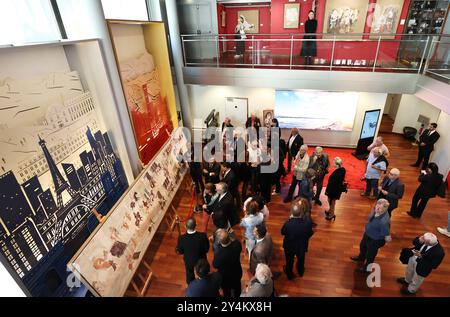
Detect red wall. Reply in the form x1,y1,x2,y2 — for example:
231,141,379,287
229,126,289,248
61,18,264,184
217,0,411,63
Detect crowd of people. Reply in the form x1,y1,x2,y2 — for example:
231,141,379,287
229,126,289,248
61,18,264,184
176,117,446,297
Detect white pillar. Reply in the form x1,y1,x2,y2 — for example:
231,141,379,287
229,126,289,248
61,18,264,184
57,0,141,178
165,0,193,129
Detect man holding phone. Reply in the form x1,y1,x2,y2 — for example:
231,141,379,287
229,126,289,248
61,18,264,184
397,233,445,295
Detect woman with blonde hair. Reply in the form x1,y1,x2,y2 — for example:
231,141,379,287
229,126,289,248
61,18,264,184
325,157,346,221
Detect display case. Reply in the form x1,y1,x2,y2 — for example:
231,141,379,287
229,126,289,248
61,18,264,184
405,0,449,34
0,39,135,297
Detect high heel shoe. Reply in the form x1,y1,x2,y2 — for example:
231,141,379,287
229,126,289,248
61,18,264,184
324,210,331,216
325,215,336,221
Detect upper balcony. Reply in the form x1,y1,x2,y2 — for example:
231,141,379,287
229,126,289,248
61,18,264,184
180,33,450,93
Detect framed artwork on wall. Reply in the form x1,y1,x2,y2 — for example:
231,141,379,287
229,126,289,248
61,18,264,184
263,109,274,128
323,0,368,39
237,10,259,33
369,0,405,39
284,3,301,29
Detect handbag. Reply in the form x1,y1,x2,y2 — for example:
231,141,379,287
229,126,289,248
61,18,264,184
399,248,413,264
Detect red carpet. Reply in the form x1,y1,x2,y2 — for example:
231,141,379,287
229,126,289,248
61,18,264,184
281,147,366,190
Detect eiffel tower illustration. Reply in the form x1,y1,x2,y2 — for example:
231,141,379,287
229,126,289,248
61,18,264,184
38,136,77,208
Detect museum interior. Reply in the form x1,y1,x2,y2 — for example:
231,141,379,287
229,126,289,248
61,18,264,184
0,0,449,299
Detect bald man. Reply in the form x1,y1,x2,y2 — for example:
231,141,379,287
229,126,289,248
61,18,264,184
377,168,405,217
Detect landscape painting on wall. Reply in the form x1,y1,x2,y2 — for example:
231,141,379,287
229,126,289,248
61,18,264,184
0,71,128,296
324,0,368,38
275,90,358,131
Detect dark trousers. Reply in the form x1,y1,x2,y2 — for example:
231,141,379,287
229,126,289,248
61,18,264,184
222,278,242,298
231,190,242,210
192,176,204,194
250,166,259,195
284,249,305,276
185,264,195,285
273,175,282,193
364,178,379,196
286,176,300,200
313,174,325,202
411,192,430,219
241,179,249,201
287,152,294,172
415,147,432,169
358,233,386,268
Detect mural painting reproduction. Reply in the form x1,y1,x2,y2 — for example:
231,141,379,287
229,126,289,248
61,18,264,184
324,0,368,38
120,52,174,165
69,130,189,297
0,72,128,296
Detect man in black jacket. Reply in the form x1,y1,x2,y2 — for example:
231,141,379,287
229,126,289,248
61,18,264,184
397,233,445,295
286,128,303,173
210,182,240,228
407,163,444,219
212,229,242,297
377,168,405,217
281,199,314,279
411,123,440,169
186,259,222,297
221,162,241,209
176,218,210,284
203,158,221,184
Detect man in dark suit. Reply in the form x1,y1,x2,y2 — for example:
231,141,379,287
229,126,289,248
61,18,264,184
281,199,314,279
286,128,303,173
221,162,241,209
203,158,221,184
377,168,405,217
176,218,210,284
212,229,242,297
249,224,273,275
408,162,444,219
411,123,440,169
186,259,222,297
210,182,240,228
397,233,445,295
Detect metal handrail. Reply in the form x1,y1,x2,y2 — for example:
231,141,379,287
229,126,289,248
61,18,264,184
180,33,449,79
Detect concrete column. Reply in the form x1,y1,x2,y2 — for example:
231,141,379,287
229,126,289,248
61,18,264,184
165,0,193,129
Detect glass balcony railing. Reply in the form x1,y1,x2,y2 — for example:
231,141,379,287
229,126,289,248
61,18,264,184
180,33,450,81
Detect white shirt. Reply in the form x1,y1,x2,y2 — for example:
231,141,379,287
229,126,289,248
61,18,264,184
187,230,196,235
219,193,227,201
428,130,435,136
256,236,265,244
289,135,296,149
223,169,231,179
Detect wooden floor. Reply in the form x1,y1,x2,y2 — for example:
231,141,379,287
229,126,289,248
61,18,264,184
136,131,450,297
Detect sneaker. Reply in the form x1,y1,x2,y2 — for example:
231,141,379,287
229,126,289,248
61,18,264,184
350,256,364,262
396,277,409,285
234,54,240,58
437,227,450,238
400,287,416,295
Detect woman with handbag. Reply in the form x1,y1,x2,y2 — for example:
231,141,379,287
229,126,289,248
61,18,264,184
324,157,346,221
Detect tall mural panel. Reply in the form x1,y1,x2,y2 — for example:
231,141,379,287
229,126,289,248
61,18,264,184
0,71,128,296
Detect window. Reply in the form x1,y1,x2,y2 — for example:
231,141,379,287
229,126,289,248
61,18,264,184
0,0,61,45
101,0,148,20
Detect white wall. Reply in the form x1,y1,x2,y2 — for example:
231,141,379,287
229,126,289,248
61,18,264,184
188,85,387,148
109,24,147,62
392,94,441,134
432,111,450,180
0,262,26,297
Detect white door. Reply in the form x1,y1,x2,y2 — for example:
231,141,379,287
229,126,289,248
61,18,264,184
225,97,248,128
